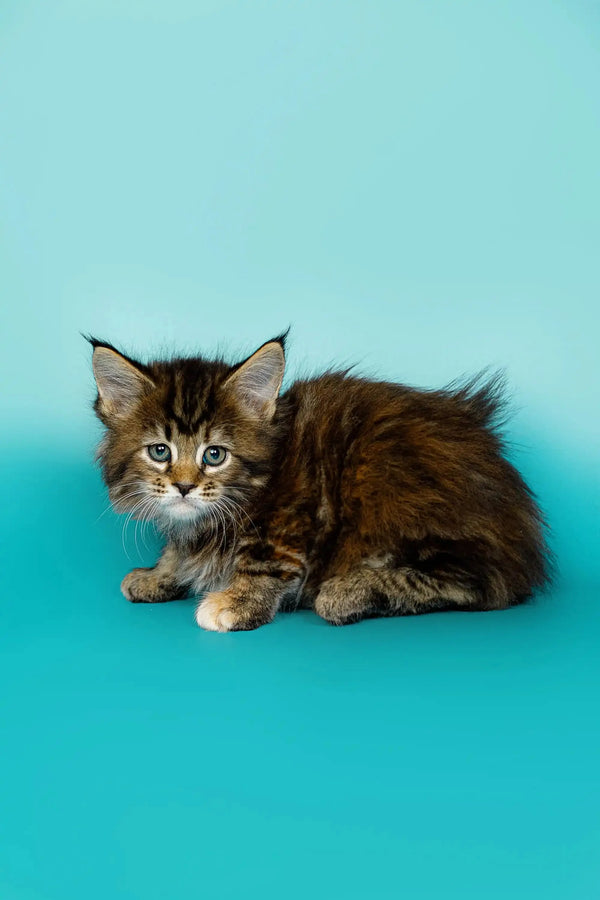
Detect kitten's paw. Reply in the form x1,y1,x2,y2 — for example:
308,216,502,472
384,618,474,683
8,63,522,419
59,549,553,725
194,592,271,632
194,594,235,632
314,577,374,626
121,568,181,603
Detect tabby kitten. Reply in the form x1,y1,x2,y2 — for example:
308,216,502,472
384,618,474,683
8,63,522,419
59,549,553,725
89,334,552,631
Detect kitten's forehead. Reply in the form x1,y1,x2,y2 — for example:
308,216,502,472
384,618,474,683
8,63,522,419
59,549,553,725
150,358,229,437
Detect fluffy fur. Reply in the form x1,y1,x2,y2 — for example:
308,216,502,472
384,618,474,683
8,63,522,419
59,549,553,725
89,335,553,631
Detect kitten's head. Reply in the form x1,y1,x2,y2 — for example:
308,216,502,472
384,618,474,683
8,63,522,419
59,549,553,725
89,337,286,534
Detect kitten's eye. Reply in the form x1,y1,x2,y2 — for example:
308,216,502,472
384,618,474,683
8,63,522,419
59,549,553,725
147,443,171,463
202,446,228,467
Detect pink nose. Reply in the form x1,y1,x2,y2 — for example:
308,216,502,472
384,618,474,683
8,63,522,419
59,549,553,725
173,482,195,497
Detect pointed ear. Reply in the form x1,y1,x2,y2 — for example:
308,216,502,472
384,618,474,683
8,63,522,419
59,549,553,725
223,340,285,419
91,343,154,420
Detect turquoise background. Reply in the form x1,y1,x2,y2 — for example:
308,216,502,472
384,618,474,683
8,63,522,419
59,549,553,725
2,1,599,897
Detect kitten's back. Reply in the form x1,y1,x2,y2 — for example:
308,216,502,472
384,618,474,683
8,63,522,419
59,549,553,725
274,370,551,604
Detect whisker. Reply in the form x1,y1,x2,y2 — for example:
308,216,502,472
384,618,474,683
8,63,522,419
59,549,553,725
218,495,260,539
211,498,239,553
133,495,161,559
94,487,148,524
122,493,158,560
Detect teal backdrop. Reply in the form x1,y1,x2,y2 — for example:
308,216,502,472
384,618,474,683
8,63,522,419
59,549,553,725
1,2,599,898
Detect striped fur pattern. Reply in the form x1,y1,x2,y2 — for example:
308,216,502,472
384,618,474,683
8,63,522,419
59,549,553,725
89,335,553,631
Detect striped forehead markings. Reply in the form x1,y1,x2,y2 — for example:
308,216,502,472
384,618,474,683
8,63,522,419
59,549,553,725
162,369,216,436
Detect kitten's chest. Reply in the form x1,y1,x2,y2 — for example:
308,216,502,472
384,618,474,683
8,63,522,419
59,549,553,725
176,543,237,594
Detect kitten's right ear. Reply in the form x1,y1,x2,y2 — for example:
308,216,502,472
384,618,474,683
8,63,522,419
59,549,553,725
87,338,154,420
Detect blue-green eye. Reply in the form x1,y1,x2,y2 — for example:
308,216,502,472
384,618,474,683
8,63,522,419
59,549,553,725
202,446,228,466
148,443,171,462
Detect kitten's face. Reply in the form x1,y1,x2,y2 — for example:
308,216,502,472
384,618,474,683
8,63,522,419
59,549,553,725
91,340,285,533
110,419,251,529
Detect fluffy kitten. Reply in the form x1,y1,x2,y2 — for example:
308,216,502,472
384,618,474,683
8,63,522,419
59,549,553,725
89,334,552,631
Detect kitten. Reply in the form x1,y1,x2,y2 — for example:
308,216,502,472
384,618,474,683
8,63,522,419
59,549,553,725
89,334,552,631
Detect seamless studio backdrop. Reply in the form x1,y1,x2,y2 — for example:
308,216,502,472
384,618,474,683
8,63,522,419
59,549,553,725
1,2,599,899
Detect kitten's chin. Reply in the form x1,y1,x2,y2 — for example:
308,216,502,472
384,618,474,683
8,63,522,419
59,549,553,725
162,498,208,526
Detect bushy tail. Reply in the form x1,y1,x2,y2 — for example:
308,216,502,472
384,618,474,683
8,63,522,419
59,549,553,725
445,368,511,433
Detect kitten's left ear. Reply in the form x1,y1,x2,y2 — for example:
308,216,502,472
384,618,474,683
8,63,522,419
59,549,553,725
223,338,285,419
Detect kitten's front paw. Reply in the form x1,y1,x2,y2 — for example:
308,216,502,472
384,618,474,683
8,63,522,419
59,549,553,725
194,591,272,633
121,568,181,603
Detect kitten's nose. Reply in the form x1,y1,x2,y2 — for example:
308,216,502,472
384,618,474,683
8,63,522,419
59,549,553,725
174,482,195,497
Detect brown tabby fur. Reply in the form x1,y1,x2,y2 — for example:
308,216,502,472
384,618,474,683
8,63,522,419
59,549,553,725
89,334,552,631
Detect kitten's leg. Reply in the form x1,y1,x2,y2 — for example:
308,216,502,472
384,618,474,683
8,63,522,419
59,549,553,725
195,551,305,632
121,543,188,603
314,559,483,625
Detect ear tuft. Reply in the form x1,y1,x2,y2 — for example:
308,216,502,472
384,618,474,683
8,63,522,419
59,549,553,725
82,333,121,352
270,326,290,353
224,340,285,418
91,344,154,420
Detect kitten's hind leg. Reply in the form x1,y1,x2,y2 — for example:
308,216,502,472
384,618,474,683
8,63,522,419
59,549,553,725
314,558,485,625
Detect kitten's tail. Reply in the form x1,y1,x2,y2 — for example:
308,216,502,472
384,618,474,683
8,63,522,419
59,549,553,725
447,368,557,591
445,368,512,433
